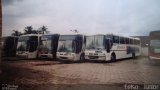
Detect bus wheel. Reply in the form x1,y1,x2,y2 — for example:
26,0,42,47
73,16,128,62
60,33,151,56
132,53,135,59
111,53,116,62
79,54,85,63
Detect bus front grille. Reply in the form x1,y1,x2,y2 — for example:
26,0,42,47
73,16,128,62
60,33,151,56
88,56,99,59
60,57,68,59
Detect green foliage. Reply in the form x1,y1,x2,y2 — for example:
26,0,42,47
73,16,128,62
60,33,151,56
11,25,50,36
24,26,38,34
11,30,23,36
38,25,49,34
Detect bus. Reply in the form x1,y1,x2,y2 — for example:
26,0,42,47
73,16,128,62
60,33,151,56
2,36,18,57
38,34,59,59
16,34,42,59
56,34,86,62
85,34,141,61
149,31,160,61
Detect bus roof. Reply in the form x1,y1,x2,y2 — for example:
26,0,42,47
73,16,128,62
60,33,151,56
59,34,83,40
86,34,105,36
106,34,140,40
42,34,59,36
20,34,42,37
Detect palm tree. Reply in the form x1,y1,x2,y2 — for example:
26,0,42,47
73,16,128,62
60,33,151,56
11,30,22,36
38,25,48,34
24,26,37,34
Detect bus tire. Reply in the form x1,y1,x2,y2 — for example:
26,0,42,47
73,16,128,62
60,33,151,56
132,53,135,59
79,54,85,63
111,53,116,62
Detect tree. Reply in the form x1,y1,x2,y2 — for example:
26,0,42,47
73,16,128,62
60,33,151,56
24,26,38,34
11,30,22,36
38,25,49,34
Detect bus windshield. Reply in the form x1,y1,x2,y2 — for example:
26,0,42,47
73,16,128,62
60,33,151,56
17,36,29,51
17,36,38,52
86,35,105,50
150,40,160,53
57,40,75,52
40,36,52,51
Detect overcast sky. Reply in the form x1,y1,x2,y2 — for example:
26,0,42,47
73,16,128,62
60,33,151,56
2,0,160,36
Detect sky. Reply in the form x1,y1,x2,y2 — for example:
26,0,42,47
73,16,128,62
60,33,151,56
2,0,160,36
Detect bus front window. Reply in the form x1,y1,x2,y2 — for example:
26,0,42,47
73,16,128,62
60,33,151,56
94,35,105,49
57,40,75,52
40,40,52,51
17,36,38,52
150,40,160,53
86,36,95,49
17,36,29,51
86,35,105,50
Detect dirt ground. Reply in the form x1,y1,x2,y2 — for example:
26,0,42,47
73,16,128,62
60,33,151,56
0,57,160,90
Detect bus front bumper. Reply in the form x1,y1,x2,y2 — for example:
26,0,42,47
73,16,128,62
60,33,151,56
39,54,53,59
57,55,76,61
16,54,28,59
85,55,106,61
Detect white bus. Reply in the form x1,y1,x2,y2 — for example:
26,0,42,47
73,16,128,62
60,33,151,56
56,34,86,62
149,31,160,61
38,34,59,59
85,34,141,61
16,34,42,59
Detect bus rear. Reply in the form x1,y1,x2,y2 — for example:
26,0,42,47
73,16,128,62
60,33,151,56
149,31,160,61
38,34,59,59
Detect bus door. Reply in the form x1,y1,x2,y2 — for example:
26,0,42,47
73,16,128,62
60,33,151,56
105,39,112,53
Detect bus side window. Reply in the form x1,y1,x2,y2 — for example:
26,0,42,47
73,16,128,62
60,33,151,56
138,40,140,45
126,38,129,44
120,37,125,44
134,39,137,45
113,36,119,43
135,40,140,45
130,39,133,44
